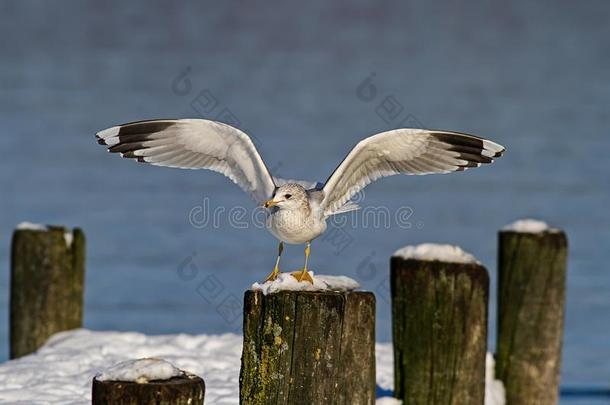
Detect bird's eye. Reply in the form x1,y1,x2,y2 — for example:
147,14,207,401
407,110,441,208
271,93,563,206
284,194,292,199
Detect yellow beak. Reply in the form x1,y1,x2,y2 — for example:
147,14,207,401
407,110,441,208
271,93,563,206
264,199,279,208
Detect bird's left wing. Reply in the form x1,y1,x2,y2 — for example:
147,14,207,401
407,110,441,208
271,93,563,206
320,128,505,216
96,118,277,204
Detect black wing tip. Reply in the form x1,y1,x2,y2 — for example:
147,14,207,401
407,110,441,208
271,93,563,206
429,130,505,151
492,144,506,157
95,118,178,143
96,119,180,158
430,130,506,167
116,118,178,127
115,120,177,137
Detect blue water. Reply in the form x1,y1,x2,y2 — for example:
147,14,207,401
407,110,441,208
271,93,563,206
1,1,609,400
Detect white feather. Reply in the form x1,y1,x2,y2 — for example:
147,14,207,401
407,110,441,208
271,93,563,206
97,119,277,204
320,128,505,216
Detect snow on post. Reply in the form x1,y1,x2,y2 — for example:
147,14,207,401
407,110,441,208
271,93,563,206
240,281,375,404
10,224,86,359
391,243,489,404
92,358,205,405
496,219,567,405
251,272,360,295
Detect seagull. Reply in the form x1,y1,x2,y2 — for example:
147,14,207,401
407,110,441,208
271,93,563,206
96,119,505,283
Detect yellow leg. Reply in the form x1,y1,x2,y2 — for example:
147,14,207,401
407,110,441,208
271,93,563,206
264,242,284,282
291,241,314,284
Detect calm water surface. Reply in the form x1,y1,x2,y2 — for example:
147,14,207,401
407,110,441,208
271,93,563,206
0,1,609,399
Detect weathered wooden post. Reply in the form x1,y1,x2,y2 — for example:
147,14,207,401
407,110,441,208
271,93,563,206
92,376,205,405
10,223,86,358
240,290,376,405
391,244,489,405
92,348,205,403
496,220,568,405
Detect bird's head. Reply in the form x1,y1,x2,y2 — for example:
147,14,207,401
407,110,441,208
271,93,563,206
264,183,308,210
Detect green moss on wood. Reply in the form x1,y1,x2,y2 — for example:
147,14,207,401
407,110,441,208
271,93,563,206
10,226,86,359
239,290,375,405
391,258,489,405
496,230,567,405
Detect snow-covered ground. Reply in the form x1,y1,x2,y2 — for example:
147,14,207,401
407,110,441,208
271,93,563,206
0,329,504,404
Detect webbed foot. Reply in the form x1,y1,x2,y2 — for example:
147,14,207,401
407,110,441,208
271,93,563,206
291,269,314,284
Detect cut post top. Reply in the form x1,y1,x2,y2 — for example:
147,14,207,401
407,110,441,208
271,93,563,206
392,243,479,264
499,226,567,243
390,256,489,291
93,373,203,386
251,272,360,295
245,288,374,300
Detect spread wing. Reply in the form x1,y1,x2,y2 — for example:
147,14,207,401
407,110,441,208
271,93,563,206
96,118,277,204
321,128,505,216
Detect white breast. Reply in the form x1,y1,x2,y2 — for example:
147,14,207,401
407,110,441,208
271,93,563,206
267,207,327,244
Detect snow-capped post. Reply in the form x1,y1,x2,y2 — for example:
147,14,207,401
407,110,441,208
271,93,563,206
10,223,86,359
240,278,375,405
391,244,489,404
92,358,205,405
496,220,568,405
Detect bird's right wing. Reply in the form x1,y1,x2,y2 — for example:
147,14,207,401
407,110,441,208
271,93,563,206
96,118,277,204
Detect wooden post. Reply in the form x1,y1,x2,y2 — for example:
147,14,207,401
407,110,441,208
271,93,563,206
10,225,86,358
92,374,205,405
391,256,489,404
239,290,376,405
496,228,568,405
